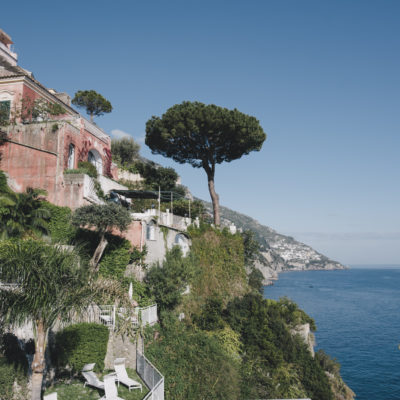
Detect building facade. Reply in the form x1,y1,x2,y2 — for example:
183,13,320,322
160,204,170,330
0,29,117,208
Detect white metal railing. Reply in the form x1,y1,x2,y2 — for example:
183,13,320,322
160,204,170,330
83,175,102,204
140,304,158,326
97,304,158,331
137,349,164,400
0,41,18,65
131,209,192,231
52,304,157,332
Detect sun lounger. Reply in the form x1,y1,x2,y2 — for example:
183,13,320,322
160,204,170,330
81,363,105,390
100,374,124,400
114,358,142,392
43,393,57,400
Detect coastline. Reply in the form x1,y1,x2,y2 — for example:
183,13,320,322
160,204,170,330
262,264,349,286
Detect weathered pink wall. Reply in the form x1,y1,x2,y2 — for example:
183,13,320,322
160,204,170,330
0,79,115,207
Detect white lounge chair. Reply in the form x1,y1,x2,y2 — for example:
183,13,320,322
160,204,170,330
101,374,124,400
114,358,142,392
81,363,105,390
43,393,57,400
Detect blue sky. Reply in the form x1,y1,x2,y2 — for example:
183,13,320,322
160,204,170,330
2,0,400,264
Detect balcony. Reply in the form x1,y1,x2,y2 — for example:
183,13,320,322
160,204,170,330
0,41,17,66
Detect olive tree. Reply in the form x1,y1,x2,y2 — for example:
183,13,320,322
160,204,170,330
145,101,266,225
72,203,132,270
111,137,140,167
72,90,112,122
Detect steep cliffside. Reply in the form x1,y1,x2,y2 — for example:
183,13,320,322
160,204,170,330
201,200,347,284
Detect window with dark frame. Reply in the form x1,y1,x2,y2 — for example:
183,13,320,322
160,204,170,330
0,100,11,122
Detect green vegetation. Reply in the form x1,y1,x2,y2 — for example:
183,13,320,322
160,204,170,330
186,225,247,313
146,247,195,312
0,357,28,400
111,137,140,167
0,240,93,399
0,167,347,400
145,101,266,225
98,236,132,279
0,96,65,126
0,332,30,399
0,176,50,239
41,202,76,243
54,323,109,373
72,203,132,270
142,224,337,400
145,317,241,400
0,238,134,400
72,90,112,122
44,368,148,400
64,161,98,179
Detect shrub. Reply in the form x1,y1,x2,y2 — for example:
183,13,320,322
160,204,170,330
145,247,195,312
0,333,31,374
41,202,77,244
98,236,131,279
315,349,341,376
186,225,247,313
64,161,98,178
167,199,205,219
224,294,333,400
111,137,140,167
193,296,225,331
54,323,109,373
0,357,28,400
248,266,264,294
145,317,241,400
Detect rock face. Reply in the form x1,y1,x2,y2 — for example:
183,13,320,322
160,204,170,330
291,323,315,357
200,200,347,284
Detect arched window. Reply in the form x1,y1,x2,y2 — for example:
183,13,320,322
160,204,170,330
67,144,75,169
175,233,189,256
88,149,103,175
146,221,156,241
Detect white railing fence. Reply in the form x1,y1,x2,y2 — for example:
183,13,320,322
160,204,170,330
140,304,158,326
54,304,157,332
137,349,164,400
90,304,157,331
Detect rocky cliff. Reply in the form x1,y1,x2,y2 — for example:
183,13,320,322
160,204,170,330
201,201,347,285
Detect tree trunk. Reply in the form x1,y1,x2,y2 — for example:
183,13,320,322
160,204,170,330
31,319,47,400
90,112,94,122
90,233,108,271
207,173,220,226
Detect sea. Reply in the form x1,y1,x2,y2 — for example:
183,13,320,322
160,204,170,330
263,266,400,400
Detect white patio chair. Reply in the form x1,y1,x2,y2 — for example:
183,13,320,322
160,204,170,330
100,374,124,400
114,358,142,392
81,363,105,390
43,393,57,400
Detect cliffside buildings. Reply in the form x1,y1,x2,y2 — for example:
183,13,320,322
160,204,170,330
0,29,120,208
0,29,191,266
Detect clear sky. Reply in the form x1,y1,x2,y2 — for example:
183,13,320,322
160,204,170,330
2,0,399,265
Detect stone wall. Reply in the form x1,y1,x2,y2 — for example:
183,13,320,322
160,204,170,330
104,332,138,370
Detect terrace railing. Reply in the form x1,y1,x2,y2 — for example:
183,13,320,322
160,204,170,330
137,348,164,400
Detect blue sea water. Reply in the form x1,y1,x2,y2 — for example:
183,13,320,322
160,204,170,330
263,267,400,400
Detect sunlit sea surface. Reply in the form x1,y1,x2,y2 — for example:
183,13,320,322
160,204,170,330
264,267,400,400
